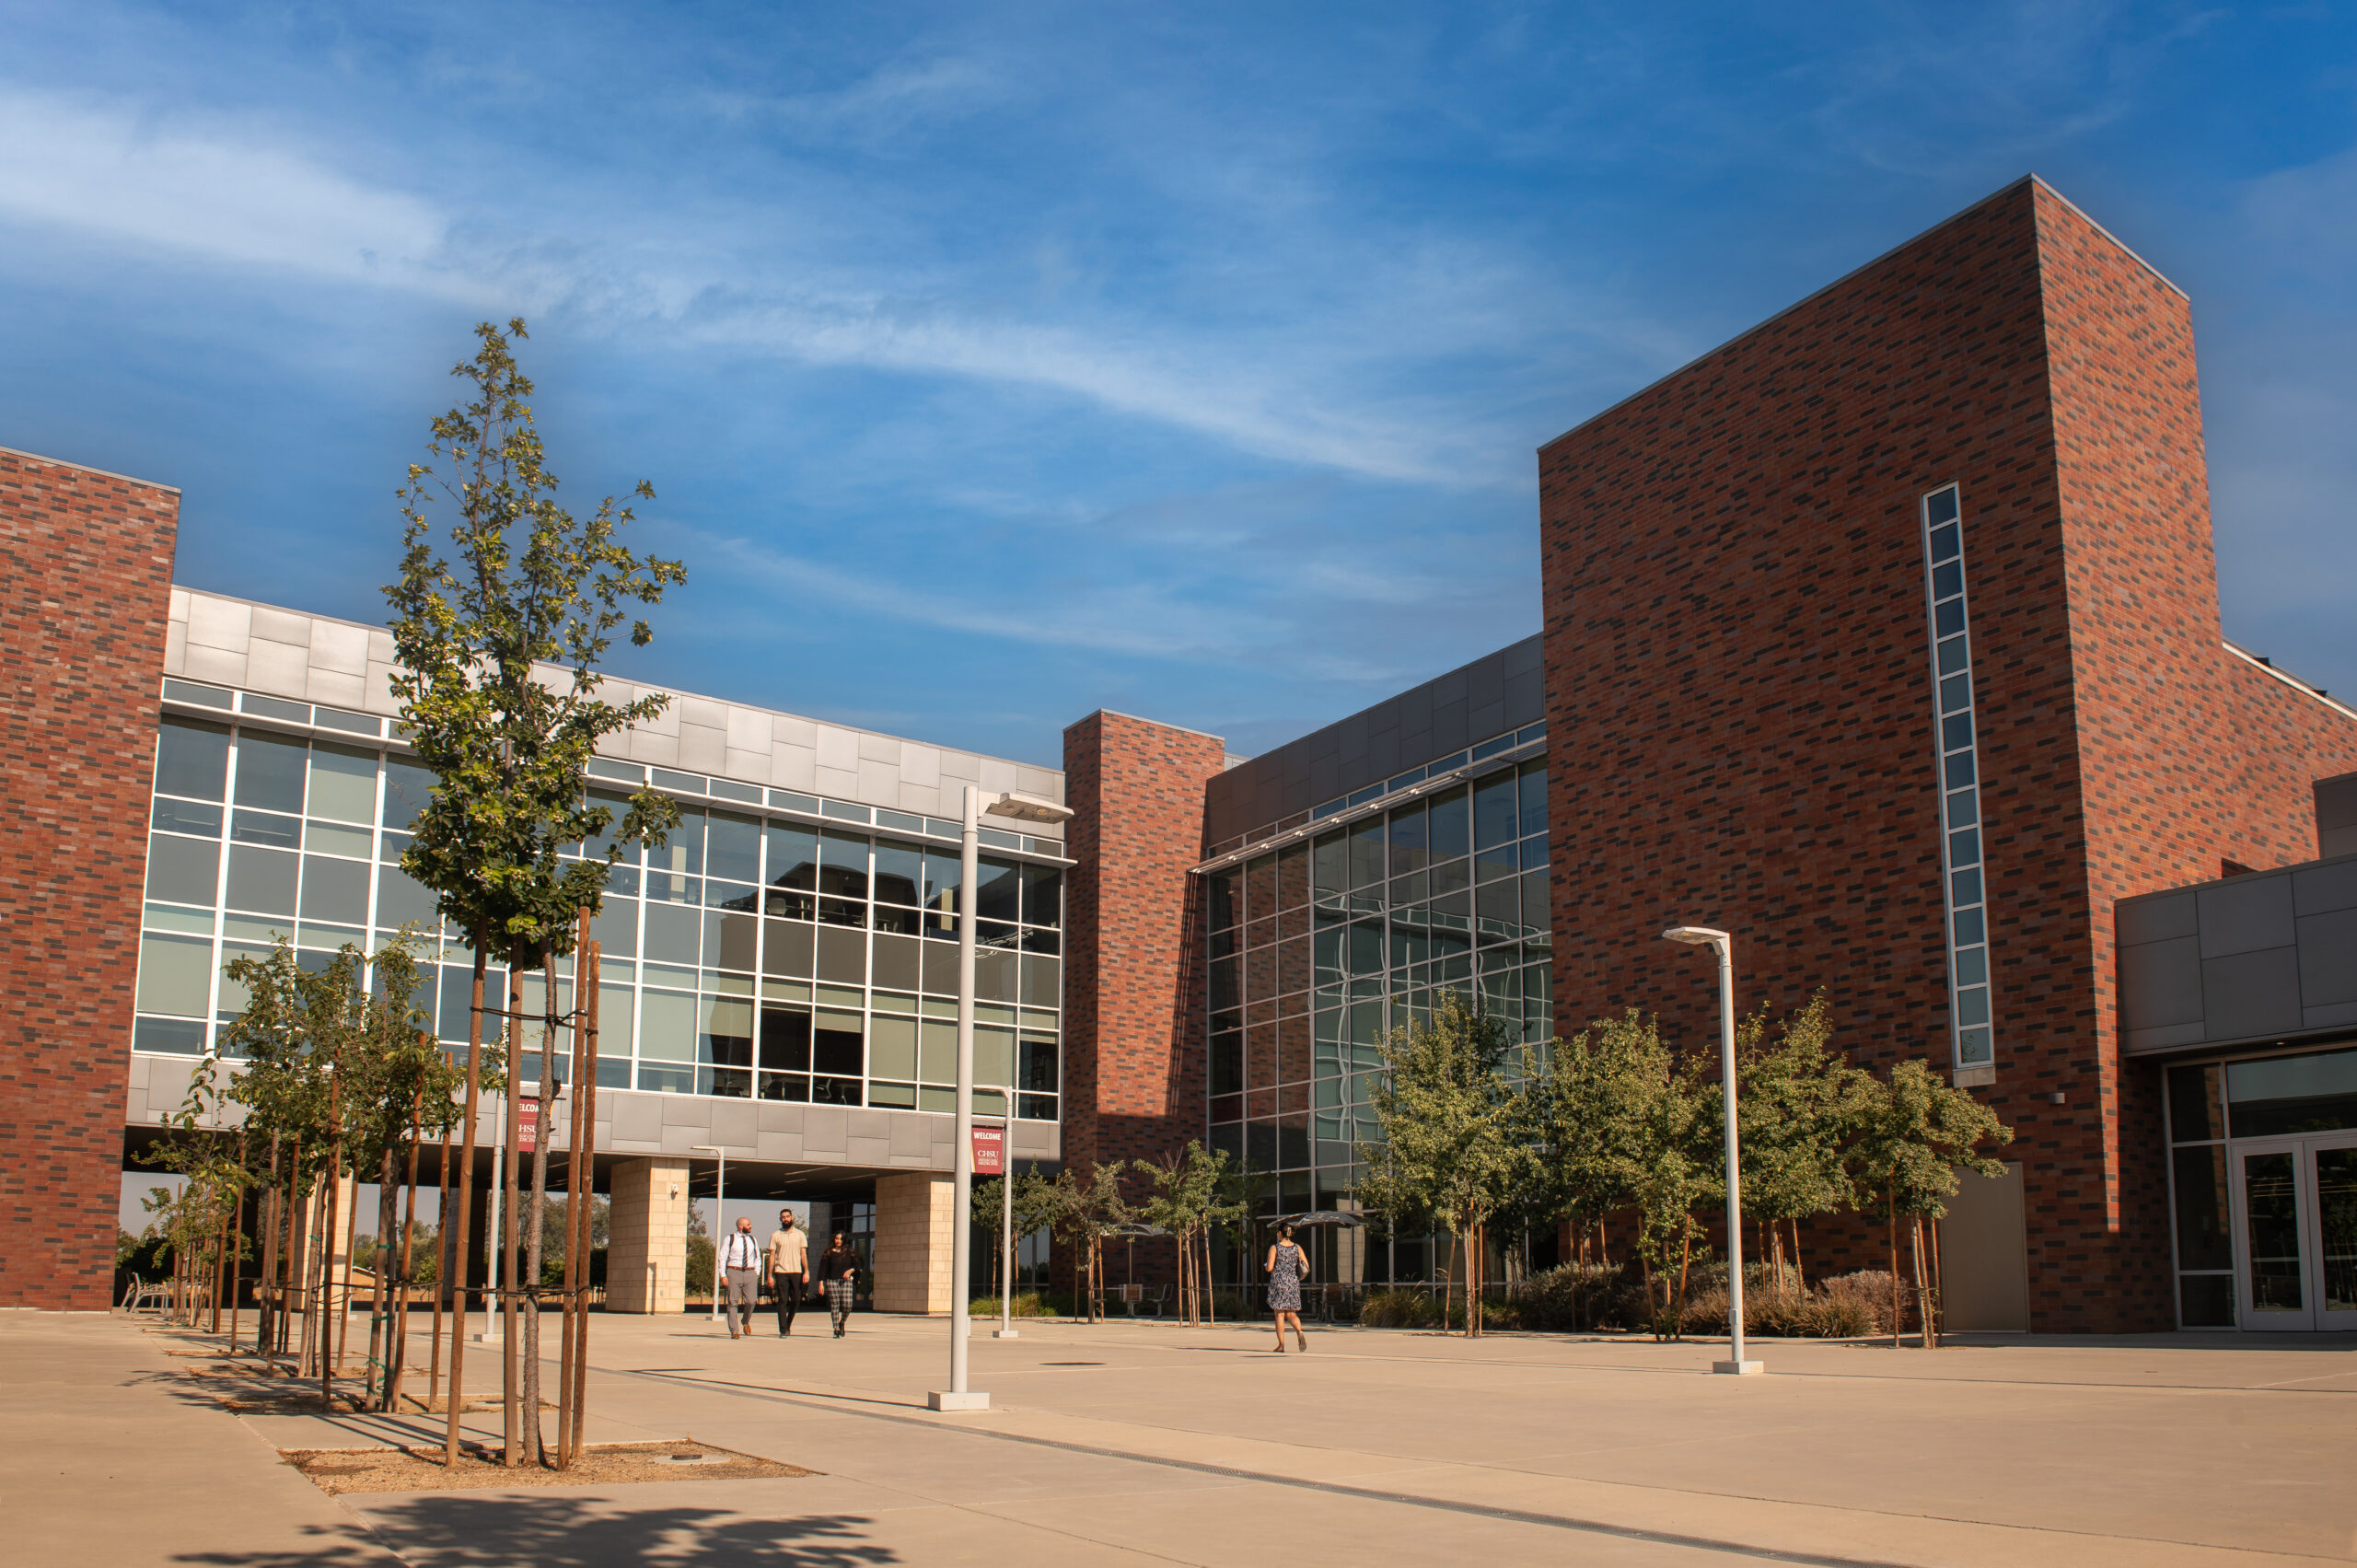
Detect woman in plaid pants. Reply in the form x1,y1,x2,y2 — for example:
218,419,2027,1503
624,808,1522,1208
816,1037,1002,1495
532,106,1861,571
818,1233,859,1337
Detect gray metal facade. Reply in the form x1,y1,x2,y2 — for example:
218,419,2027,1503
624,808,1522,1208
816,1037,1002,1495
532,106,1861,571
126,1053,1061,1171
2118,854,2357,1055
1202,634,1544,847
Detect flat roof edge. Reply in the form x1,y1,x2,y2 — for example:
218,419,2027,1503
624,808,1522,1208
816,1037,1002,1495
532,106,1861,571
2,444,182,494
1535,175,2186,459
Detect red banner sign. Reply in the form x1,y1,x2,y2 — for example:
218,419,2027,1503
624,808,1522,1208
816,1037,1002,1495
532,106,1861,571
971,1124,1004,1176
517,1101,539,1151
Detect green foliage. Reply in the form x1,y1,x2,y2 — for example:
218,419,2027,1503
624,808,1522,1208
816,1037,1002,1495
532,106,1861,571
1849,1058,2014,1220
1353,992,1528,1332
685,1233,715,1295
968,1293,1060,1318
1734,994,1877,1232
384,318,684,972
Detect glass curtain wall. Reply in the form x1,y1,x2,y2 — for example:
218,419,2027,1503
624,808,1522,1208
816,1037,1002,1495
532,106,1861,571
1204,757,1550,1291
134,714,1063,1122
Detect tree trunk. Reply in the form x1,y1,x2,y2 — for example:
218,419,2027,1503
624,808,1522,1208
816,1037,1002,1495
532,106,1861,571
431,1126,452,1406
1675,1219,1693,1342
1927,1217,1944,1350
390,1089,424,1411
444,946,489,1469
371,1146,397,1404
257,1136,281,1359
502,968,524,1467
566,942,599,1469
523,945,559,1465
1887,1189,1900,1349
1790,1217,1805,1291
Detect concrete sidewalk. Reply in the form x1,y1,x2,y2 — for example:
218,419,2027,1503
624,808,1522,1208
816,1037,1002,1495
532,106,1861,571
7,1307,2353,1566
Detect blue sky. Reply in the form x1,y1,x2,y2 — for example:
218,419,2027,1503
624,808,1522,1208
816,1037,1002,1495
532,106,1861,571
6,2,2353,767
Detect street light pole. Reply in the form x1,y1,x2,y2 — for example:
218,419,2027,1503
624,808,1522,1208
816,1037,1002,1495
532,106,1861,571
1663,925,1763,1376
931,786,1072,1412
994,1090,1017,1340
692,1145,726,1325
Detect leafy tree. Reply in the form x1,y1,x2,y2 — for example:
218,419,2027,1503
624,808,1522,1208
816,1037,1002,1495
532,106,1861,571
1849,1060,2013,1347
1132,1141,1248,1325
1732,994,1877,1288
386,318,683,1467
1353,992,1528,1336
972,1169,1060,1301
1525,1008,1665,1266
1036,1163,1132,1321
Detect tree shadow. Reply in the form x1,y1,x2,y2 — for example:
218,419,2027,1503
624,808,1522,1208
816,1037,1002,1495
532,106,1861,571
174,1493,899,1567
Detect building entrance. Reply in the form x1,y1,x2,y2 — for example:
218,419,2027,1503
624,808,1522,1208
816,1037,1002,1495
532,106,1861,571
2230,1134,2357,1331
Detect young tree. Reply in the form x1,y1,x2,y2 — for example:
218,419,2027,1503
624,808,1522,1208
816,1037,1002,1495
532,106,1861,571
1353,992,1528,1336
1038,1163,1132,1320
1848,1060,2014,1347
1732,995,1877,1289
1526,1009,1664,1266
1132,1141,1247,1325
971,1170,1060,1304
386,318,684,1467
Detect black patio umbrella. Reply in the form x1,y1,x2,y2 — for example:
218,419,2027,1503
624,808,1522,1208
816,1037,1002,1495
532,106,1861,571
1270,1212,1364,1229
1101,1223,1167,1287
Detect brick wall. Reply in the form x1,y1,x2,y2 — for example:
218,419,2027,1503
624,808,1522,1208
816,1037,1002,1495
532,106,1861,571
1536,178,2357,1330
0,448,180,1309
1060,711,1228,1178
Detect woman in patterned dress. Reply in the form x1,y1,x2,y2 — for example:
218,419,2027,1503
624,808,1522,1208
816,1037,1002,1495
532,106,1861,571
1263,1224,1309,1353
818,1233,858,1338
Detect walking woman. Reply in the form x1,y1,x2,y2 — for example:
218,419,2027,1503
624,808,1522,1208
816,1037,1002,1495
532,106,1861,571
818,1232,858,1339
1263,1224,1309,1353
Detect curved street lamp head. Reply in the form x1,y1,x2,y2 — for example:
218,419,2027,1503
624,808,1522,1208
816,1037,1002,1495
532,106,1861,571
985,791,1074,824
1661,925,1730,948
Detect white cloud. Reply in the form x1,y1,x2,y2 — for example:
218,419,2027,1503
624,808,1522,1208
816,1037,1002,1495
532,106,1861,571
0,86,475,297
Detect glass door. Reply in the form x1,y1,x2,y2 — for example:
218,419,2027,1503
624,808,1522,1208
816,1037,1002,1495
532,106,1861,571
2316,1142,2357,1331
2232,1135,2357,1331
2237,1147,2309,1329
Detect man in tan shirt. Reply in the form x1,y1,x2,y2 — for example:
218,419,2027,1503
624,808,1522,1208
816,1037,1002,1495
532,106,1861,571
766,1210,809,1337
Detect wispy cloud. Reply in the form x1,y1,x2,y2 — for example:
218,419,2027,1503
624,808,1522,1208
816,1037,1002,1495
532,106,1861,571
0,86,472,297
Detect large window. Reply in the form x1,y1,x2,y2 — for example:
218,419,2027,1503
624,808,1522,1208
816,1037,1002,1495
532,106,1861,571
1204,749,1550,1283
133,707,1064,1123
1919,484,1994,1075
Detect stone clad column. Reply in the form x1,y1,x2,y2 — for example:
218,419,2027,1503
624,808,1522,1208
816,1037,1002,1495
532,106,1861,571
607,1157,688,1314
872,1172,954,1314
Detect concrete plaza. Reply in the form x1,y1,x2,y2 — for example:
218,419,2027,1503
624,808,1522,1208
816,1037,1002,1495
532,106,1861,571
5,1307,2352,1566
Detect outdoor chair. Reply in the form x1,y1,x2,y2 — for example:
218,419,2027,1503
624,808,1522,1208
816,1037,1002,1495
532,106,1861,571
121,1279,169,1315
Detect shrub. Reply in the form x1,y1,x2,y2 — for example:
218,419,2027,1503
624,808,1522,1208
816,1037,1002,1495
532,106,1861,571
1360,1288,1443,1329
1817,1270,1904,1336
968,1293,1062,1318
1509,1262,1629,1331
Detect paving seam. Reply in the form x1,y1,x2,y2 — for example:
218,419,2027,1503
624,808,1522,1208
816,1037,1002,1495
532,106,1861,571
608,1366,1924,1567
953,1332,2357,1398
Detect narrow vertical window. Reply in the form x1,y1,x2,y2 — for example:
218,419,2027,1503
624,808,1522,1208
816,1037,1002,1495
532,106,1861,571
1920,485,1994,1074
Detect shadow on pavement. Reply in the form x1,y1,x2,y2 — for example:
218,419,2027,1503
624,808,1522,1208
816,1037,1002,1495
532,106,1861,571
172,1495,900,1567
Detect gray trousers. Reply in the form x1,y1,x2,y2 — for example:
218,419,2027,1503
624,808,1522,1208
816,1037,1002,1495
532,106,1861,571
724,1267,761,1332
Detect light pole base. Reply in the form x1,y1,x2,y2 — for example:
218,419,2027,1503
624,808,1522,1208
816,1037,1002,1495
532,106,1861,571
1712,1359,1765,1376
927,1390,991,1411
993,1328,1021,1339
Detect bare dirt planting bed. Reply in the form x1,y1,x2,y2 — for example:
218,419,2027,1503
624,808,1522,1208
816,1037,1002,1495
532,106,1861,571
283,1441,811,1495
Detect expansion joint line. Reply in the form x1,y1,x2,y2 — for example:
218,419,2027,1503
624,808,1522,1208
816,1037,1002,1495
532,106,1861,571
610,1367,1916,1568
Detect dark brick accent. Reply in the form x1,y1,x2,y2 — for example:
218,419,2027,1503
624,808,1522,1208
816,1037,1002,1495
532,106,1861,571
1060,711,1227,1175
1537,180,2357,1331
0,448,180,1309
1055,712,1226,1292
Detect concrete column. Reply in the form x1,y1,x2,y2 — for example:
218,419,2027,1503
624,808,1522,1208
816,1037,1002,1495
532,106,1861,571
606,1157,688,1315
872,1171,956,1315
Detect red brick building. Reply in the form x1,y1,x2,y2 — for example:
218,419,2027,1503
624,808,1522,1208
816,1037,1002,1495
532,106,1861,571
0,448,180,1309
1536,177,2357,1330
